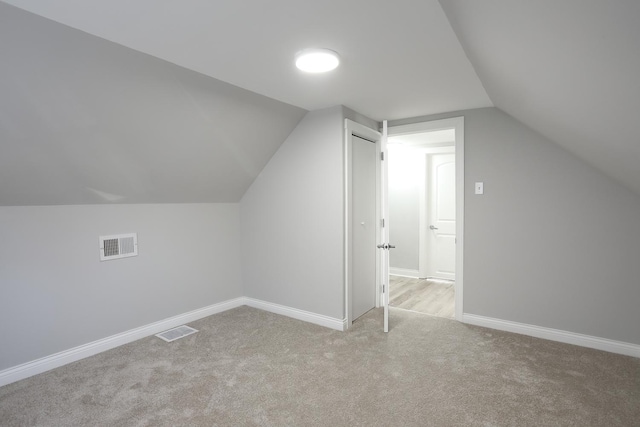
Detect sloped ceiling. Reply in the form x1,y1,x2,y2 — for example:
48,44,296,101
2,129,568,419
0,3,306,205
0,0,491,122
440,0,640,195
6,1,638,205
0,0,492,206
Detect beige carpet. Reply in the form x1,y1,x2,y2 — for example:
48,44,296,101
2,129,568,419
1,306,639,426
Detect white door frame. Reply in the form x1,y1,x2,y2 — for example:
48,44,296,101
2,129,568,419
387,117,465,321
344,119,382,329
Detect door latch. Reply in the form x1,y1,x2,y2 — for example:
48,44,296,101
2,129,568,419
376,243,396,249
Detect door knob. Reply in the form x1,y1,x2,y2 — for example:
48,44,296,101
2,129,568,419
377,243,396,249
429,225,438,230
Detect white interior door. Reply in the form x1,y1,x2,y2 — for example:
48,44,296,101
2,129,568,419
381,121,390,332
427,153,456,281
351,134,377,321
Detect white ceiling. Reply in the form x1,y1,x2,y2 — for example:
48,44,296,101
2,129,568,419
0,0,492,121
440,0,640,195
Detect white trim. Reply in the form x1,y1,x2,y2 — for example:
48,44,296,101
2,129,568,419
0,297,346,387
4,298,637,389
463,314,640,358
381,120,390,333
389,268,421,278
454,118,464,321
386,117,463,136
388,116,464,321
244,298,345,331
344,121,350,327
0,297,245,387
345,119,381,142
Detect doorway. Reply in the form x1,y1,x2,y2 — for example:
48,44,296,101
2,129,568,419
387,118,464,320
344,116,464,331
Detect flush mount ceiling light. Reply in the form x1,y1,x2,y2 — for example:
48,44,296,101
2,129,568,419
295,48,340,73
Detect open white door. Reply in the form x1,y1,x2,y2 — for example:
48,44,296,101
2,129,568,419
380,120,390,332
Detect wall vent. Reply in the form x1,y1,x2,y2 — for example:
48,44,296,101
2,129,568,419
99,233,138,261
156,325,198,342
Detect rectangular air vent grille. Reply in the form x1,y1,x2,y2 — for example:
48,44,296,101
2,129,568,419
156,325,198,342
99,233,138,261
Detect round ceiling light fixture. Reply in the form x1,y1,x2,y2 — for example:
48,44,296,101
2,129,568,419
295,48,340,73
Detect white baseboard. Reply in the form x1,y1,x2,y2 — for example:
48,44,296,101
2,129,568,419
462,313,640,358
0,297,345,387
389,268,421,278
4,301,637,388
243,298,345,331
0,297,245,387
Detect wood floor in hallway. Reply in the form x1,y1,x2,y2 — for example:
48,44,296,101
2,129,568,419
389,275,454,318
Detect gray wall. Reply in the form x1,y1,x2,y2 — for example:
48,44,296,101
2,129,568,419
391,107,640,345
388,147,421,271
5,103,639,374
0,3,305,206
240,106,346,319
0,204,242,370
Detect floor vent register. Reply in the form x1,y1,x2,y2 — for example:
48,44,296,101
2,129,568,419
155,325,198,342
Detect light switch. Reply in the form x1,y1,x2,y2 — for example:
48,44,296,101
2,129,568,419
475,182,484,195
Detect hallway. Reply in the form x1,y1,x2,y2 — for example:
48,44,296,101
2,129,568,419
389,275,454,318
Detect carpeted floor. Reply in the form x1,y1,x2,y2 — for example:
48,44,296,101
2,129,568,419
1,306,639,426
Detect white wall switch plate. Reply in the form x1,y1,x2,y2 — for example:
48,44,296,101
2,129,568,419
475,182,484,195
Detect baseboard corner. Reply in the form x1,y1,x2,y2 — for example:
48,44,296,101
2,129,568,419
243,298,345,331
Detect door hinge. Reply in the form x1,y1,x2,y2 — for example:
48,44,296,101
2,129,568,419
381,152,385,161
381,218,385,228
382,284,385,294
